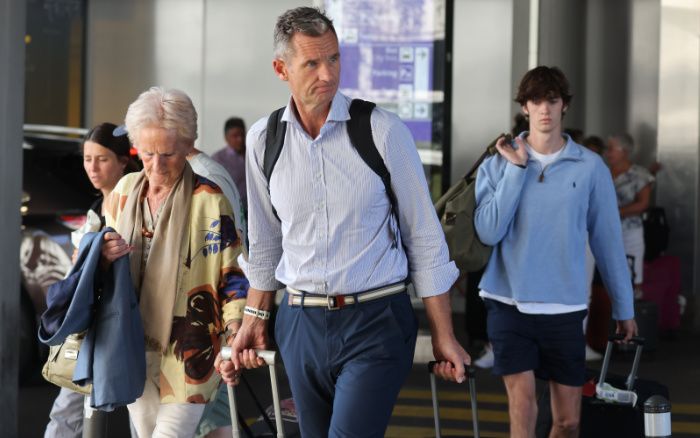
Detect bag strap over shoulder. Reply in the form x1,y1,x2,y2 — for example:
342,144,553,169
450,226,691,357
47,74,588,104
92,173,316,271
347,99,400,230
263,99,401,243
264,107,287,183
464,133,506,181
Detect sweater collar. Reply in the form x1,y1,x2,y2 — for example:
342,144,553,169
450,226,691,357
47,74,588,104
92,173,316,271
519,131,583,162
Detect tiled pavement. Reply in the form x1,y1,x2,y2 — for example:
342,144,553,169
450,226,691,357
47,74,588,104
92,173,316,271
19,323,700,437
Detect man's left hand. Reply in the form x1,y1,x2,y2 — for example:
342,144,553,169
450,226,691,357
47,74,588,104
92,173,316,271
431,335,471,384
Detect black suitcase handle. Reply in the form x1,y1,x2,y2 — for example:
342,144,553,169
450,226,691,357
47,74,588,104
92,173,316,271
428,361,479,438
609,333,645,345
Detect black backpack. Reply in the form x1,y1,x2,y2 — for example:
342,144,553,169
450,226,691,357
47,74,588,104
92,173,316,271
264,99,401,248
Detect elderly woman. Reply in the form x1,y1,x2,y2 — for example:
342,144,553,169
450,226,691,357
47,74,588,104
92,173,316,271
100,87,247,437
605,133,654,291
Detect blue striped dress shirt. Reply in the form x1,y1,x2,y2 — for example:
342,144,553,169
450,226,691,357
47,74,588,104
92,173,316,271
245,92,458,298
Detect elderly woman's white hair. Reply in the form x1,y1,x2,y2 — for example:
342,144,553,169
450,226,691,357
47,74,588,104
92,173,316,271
609,133,635,156
125,86,198,145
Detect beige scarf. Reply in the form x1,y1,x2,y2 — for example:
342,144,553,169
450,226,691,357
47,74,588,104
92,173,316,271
116,164,193,352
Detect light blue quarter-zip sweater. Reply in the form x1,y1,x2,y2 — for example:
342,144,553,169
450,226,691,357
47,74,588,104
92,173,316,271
474,134,634,321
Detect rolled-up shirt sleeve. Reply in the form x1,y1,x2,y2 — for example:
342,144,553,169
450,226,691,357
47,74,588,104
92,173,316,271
376,112,459,297
245,119,286,292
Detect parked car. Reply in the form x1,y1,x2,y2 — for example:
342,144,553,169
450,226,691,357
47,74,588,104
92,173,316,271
19,125,96,382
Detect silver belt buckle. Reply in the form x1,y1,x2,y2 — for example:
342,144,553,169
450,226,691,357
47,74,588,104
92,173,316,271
327,295,339,310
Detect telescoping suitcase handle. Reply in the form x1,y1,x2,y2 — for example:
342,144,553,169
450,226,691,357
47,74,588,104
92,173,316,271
428,362,479,438
220,348,284,438
599,334,645,392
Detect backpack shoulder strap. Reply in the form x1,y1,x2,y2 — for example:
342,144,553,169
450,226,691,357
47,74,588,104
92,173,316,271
347,99,399,217
263,107,287,184
347,99,401,245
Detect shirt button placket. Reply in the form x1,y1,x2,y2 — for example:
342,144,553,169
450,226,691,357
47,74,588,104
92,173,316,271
311,140,324,284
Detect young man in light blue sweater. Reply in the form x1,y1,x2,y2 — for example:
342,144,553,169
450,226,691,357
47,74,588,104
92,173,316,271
474,66,637,438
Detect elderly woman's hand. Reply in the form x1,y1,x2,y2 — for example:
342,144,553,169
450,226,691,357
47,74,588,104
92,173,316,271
100,231,133,269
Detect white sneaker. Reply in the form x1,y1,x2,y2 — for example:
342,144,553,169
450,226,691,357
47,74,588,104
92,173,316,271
474,345,495,369
585,344,603,361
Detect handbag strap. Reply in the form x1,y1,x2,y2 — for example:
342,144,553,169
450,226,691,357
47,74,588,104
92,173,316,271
464,133,509,181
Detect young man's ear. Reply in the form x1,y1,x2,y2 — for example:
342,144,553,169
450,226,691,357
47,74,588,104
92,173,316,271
562,105,568,115
273,59,288,82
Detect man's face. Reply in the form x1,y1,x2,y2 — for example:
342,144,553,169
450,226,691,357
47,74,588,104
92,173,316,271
273,31,340,111
522,96,567,135
225,127,245,153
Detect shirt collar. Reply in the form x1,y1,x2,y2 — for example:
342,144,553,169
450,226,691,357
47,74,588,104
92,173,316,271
281,91,351,128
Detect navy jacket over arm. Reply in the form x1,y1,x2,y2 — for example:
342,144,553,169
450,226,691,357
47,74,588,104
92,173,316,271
38,228,146,411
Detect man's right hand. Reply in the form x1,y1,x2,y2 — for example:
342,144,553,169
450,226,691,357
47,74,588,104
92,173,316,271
216,316,269,385
219,288,277,385
615,318,638,343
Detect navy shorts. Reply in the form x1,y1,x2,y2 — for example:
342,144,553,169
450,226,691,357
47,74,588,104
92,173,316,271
484,298,587,386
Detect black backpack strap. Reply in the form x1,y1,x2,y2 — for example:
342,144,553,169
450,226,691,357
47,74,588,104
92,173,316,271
264,107,287,184
347,99,401,245
263,107,286,222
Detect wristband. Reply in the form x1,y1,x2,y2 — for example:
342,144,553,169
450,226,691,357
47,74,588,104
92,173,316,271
244,306,271,320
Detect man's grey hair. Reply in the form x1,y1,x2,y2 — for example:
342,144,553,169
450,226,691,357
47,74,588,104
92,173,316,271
125,86,198,145
610,133,635,155
273,7,336,59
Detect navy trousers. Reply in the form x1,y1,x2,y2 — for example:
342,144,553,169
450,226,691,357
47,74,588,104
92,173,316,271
275,291,418,438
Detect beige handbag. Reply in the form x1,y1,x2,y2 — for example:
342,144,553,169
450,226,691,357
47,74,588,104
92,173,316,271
42,331,92,395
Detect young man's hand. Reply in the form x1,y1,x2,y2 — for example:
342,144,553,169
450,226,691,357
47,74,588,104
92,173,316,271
495,135,528,167
615,319,638,342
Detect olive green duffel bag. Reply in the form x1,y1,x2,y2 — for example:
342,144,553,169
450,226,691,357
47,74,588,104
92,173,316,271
434,135,504,272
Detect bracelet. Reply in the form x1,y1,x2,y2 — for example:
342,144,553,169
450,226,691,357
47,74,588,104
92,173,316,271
513,162,527,169
244,306,271,320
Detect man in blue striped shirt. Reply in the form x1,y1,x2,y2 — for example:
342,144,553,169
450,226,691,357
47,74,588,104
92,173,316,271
219,7,470,437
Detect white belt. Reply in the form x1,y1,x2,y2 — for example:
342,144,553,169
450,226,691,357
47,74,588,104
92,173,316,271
286,282,407,310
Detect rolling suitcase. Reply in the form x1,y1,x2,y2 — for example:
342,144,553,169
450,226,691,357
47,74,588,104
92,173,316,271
220,348,299,438
642,255,682,333
580,335,669,437
428,362,480,438
537,335,669,438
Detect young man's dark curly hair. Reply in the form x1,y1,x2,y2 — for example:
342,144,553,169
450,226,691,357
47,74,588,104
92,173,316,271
514,66,573,107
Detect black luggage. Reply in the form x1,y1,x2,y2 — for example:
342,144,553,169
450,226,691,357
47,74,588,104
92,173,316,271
428,362,480,438
643,207,670,261
536,335,669,438
632,300,659,351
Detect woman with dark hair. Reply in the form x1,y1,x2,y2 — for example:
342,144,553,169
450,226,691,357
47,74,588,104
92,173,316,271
82,123,140,218
44,122,139,438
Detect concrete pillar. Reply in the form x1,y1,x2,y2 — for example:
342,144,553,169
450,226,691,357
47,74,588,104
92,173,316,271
537,0,586,130
655,0,700,331
0,0,26,436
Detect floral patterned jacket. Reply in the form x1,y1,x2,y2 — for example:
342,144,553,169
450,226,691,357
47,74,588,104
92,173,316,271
106,171,248,403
